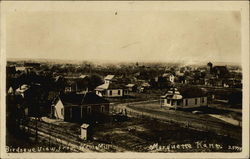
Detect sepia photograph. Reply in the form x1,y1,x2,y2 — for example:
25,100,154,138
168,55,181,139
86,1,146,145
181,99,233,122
0,1,249,158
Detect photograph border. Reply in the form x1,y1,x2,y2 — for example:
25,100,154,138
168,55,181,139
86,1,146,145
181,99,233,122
0,1,249,158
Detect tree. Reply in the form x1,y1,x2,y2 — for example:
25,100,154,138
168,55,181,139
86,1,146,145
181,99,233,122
228,91,242,106
88,74,103,91
157,77,172,89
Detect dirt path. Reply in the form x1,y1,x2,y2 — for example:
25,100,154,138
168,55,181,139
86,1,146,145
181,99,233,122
208,114,241,126
208,104,242,113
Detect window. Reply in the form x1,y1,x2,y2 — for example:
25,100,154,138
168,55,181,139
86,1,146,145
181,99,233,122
61,108,64,116
110,90,112,96
177,100,181,106
195,99,198,105
87,106,91,114
202,97,205,103
185,99,188,106
173,101,176,106
101,105,105,112
118,90,121,95
124,90,128,95
167,99,171,104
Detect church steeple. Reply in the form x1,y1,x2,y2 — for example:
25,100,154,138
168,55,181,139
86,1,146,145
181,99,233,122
207,62,213,73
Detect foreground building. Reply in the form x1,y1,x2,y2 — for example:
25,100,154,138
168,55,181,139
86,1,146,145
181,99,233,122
53,92,110,122
160,87,207,109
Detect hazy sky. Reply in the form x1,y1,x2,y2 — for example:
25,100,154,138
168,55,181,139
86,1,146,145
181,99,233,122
5,7,241,63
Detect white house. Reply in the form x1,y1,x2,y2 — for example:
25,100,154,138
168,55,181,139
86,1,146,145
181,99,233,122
126,84,136,92
104,75,115,84
15,84,30,97
162,73,175,83
160,87,207,109
95,83,128,97
15,66,26,72
8,86,14,95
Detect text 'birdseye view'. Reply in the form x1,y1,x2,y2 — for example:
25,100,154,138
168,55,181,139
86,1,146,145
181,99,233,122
3,2,246,154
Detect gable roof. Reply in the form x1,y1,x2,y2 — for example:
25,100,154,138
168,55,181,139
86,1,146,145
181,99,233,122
126,84,136,88
16,84,30,96
95,83,125,90
178,86,206,98
162,73,174,77
60,92,109,107
108,83,126,89
104,75,115,80
141,82,150,87
79,75,88,79
95,83,109,90
163,86,206,99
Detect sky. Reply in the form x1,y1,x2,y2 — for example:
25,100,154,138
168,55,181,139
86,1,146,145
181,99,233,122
5,4,241,64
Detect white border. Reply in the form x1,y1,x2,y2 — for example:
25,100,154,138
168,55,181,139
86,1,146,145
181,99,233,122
0,1,249,159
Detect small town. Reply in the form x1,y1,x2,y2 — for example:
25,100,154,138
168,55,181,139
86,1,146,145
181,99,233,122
3,2,246,155
6,60,242,152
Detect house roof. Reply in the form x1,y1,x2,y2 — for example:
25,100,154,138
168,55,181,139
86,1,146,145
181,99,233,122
95,83,125,91
95,83,109,90
16,84,30,94
163,86,206,99
8,87,14,94
104,75,115,80
176,72,184,76
79,75,88,79
15,66,26,71
185,76,194,80
60,92,109,107
178,86,206,98
141,82,150,87
162,73,174,77
54,75,64,82
212,66,229,75
126,84,135,88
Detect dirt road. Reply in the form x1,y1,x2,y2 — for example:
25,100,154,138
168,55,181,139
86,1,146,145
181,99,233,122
114,101,241,141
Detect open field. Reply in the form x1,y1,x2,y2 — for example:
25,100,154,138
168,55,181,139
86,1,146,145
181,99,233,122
92,117,241,152
6,115,242,153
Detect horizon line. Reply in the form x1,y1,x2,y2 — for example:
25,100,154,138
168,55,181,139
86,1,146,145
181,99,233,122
6,57,241,66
